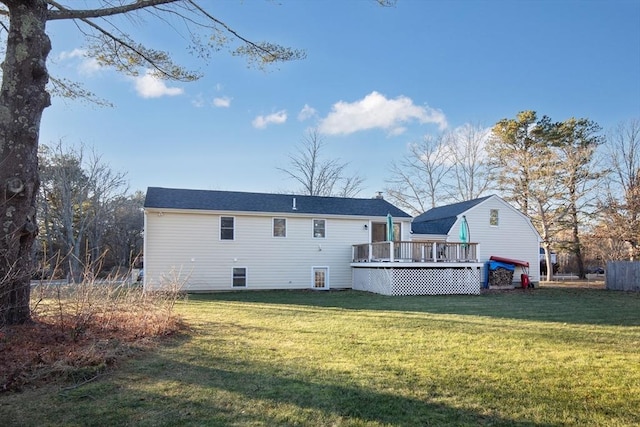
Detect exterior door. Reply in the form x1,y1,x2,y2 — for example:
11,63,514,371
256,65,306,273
371,222,400,242
371,222,386,242
313,267,328,289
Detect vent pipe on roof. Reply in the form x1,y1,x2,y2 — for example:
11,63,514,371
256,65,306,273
292,197,297,210
374,191,384,199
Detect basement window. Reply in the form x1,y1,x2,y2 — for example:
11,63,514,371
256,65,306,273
232,267,247,287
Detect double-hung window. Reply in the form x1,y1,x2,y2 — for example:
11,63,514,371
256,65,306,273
232,267,247,287
220,216,234,240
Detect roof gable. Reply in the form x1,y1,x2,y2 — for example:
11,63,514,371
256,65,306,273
144,187,412,218
411,196,493,235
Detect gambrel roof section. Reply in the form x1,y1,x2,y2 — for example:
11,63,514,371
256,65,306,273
411,196,493,235
144,187,412,218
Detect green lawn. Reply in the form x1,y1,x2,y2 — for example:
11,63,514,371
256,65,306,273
2,287,639,426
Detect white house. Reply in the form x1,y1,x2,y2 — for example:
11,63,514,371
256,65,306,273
410,195,541,286
143,187,413,292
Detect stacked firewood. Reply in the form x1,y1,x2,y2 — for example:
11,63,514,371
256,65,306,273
489,268,514,287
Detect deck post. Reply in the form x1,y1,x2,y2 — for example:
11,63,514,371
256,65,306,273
389,241,394,262
368,244,373,262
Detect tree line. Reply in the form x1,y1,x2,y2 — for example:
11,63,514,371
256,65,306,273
283,115,640,280
385,113,639,279
35,142,144,283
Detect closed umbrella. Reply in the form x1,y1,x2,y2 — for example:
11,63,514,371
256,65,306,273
387,213,394,241
459,215,469,247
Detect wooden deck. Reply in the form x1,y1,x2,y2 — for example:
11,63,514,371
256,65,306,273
352,241,479,263
351,241,483,296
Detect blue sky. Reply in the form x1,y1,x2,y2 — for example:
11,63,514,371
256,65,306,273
40,0,640,198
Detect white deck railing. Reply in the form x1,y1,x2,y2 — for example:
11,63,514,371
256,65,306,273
352,241,478,263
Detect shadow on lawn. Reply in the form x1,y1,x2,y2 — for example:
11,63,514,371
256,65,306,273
186,288,640,327
103,355,551,427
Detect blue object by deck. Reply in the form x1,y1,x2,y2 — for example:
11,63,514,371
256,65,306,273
483,260,516,288
488,261,515,271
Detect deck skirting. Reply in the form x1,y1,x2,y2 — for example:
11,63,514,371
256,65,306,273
352,263,483,295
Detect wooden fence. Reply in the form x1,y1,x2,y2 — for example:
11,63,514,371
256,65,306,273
606,261,640,291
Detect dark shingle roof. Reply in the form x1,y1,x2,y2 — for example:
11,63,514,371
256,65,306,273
411,196,493,235
144,187,412,218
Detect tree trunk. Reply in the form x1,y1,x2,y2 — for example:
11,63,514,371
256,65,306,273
0,1,51,325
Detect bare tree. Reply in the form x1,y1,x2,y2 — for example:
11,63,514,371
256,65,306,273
601,118,640,260
446,123,493,202
385,133,453,215
38,141,128,282
101,191,145,270
279,129,365,197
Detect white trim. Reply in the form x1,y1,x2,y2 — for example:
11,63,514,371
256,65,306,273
220,215,235,241
489,208,499,227
311,266,330,290
231,266,248,288
312,218,327,239
273,217,287,238
144,207,412,222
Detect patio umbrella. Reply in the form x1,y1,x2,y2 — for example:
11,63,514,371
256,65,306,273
459,215,469,247
387,213,394,241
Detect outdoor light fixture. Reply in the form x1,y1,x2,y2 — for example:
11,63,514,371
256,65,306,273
364,224,368,230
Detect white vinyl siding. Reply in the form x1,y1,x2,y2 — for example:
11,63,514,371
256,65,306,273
144,209,407,292
453,197,540,283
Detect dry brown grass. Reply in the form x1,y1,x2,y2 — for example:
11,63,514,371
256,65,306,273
0,281,186,393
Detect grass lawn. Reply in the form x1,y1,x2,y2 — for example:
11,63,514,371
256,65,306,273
1,286,639,426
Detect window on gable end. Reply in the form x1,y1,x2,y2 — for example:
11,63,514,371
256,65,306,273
489,209,499,226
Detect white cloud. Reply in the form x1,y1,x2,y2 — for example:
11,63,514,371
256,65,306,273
252,110,287,129
133,70,184,98
58,48,85,61
58,49,102,76
318,91,448,136
297,104,317,121
213,96,232,108
78,57,102,75
192,94,206,108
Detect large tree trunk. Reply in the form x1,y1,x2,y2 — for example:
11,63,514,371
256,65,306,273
0,1,51,325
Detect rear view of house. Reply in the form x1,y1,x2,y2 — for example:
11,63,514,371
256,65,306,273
143,187,412,292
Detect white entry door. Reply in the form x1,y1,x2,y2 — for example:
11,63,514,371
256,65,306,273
313,267,329,289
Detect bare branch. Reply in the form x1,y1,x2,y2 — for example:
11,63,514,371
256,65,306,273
279,129,364,197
